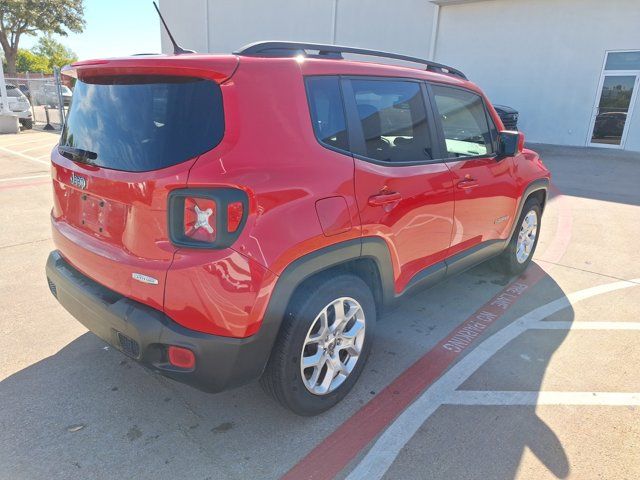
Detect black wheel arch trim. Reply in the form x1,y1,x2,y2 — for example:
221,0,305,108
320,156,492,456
508,178,549,240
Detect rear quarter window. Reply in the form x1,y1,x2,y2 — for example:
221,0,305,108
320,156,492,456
59,75,224,172
305,76,349,152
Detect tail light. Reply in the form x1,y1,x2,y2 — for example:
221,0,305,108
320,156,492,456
168,188,248,249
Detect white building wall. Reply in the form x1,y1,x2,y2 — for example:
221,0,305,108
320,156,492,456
159,0,210,54
159,0,436,64
335,0,436,59
434,0,640,150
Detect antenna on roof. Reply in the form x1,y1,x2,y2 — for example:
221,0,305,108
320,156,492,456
153,1,195,55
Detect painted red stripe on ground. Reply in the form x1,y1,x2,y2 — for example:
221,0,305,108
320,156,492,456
284,186,572,480
0,180,50,191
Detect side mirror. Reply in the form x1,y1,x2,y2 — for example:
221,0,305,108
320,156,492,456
497,130,525,157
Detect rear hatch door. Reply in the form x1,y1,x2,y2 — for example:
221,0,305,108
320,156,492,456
51,56,237,310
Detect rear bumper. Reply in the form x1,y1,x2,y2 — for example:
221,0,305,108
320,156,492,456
45,250,275,393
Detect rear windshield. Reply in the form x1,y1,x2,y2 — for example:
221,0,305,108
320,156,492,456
59,75,224,172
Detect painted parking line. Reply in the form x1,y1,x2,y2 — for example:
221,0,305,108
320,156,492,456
0,174,50,183
0,146,51,166
347,277,640,480
445,390,640,406
0,180,51,191
284,189,573,480
530,321,640,330
0,137,57,149
18,144,56,154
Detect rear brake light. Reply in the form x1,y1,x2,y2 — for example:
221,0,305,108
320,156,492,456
168,188,248,249
168,346,195,369
227,201,244,233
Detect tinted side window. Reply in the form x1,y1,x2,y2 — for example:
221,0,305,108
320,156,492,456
431,85,494,158
306,77,349,151
351,79,433,163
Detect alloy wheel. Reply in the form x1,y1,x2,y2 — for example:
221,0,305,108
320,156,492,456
516,209,538,263
300,297,366,395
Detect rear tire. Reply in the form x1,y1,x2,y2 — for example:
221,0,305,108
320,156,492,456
20,118,33,130
493,198,541,275
261,274,376,416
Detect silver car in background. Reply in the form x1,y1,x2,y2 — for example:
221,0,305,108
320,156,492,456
6,84,33,129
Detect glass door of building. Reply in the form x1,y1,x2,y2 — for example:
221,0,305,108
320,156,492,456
589,51,640,148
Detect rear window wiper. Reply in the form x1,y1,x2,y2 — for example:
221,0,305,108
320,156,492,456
58,145,99,165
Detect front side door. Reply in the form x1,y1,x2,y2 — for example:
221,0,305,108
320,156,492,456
428,84,519,258
345,77,455,293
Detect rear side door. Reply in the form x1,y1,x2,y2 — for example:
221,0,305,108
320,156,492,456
427,84,519,258
345,77,455,293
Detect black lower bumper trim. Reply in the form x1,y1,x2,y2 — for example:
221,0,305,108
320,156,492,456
45,250,277,393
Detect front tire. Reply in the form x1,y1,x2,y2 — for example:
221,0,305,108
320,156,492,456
493,198,541,275
261,274,376,416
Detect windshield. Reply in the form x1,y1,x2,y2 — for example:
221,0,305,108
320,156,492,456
59,75,224,172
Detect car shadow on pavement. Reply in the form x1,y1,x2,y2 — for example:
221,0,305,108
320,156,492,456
0,265,574,479
0,330,351,478
386,266,574,479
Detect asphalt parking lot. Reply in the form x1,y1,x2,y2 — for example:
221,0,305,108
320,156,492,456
0,130,639,479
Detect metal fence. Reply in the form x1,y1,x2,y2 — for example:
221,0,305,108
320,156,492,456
5,70,69,131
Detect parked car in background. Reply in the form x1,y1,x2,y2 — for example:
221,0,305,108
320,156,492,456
18,83,31,100
33,84,73,107
46,42,549,415
5,84,33,129
593,111,626,140
493,104,519,130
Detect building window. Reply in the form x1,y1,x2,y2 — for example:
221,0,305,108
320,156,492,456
605,51,640,71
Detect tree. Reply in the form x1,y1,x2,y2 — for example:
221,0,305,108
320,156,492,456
33,35,78,71
15,49,50,73
0,0,85,76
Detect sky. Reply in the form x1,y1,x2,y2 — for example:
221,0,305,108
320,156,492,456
20,0,162,60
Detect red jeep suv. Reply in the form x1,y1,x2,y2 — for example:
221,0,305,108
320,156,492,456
46,42,550,415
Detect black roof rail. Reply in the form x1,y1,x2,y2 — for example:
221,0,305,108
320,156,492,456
234,41,467,80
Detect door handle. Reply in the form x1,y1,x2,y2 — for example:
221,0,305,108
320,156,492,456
457,178,479,189
368,191,402,208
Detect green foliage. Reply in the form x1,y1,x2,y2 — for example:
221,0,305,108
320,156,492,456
15,49,50,73
33,35,78,70
0,0,85,37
